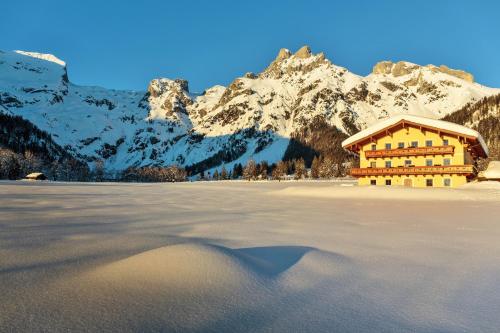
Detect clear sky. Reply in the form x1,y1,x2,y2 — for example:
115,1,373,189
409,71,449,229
2,0,499,92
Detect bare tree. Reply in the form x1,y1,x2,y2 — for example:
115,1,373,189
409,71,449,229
243,159,257,181
272,161,287,181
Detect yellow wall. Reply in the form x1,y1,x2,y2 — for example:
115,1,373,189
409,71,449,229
357,126,469,188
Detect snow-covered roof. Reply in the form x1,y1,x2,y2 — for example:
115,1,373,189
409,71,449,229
482,161,500,179
25,172,46,179
342,114,489,156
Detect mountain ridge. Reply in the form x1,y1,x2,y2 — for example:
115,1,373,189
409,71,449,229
1,46,498,175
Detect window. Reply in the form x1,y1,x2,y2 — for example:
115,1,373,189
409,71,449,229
404,160,412,167
385,179,391,186
385,143,391,150
371,144,376,151
370,179,377,185
443,158,451,166
411,141,418,147
426,140,433,147
443,139,449,146
444,178,451,187
398,142,404,149
385,160,392,168
426,179,433,187
370,161,376,168
426,159,433,166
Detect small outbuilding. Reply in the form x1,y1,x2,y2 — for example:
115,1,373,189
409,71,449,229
24,172,47,181
478,161,500,181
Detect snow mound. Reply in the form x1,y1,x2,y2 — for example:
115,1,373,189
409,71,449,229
89,243,267,287
44,243,341,331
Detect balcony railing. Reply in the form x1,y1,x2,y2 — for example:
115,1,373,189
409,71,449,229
364,145,455,158
350,165,475,177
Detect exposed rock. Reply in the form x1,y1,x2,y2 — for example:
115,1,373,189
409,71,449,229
276,48,291,61
372,61,419,76
244,72,257,79
294,45,312,59
433,65,474,83
372,61,393,75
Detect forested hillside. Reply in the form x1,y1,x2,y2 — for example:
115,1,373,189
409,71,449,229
443,94,500,160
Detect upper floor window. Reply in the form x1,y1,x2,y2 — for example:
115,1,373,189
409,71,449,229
426,159,433,166
371,144,377,151
411,141,418,148
404,160,412,167
443,158,451,166
370,161,376,168
398,142,404,149
385,160,392,168
385,143,391,150
443,139,449,146
426,140,433,147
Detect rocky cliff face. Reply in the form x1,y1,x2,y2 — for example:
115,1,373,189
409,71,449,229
0,47,498,174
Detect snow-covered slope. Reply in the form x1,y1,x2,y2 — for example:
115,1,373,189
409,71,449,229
1,47,498,173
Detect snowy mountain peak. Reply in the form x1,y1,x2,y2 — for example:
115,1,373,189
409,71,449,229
276,48,292,61
294,45,312,58
14,50,66,67
260,46,330,79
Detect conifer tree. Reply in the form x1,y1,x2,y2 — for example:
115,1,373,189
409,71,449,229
311,156,320,179
221,165,228,180
319,156,336,178
272,161,287,181
294,158,306,180
259,160,269,179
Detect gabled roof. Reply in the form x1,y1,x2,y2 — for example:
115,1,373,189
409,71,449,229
341,114,489,156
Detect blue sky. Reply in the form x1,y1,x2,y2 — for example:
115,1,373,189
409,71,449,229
2,0,499,92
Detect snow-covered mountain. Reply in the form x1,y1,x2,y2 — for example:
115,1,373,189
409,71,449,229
1,47,498,173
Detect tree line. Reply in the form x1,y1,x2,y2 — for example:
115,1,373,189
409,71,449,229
197,156,350,181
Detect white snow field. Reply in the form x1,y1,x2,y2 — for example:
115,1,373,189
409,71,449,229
1,180,500,332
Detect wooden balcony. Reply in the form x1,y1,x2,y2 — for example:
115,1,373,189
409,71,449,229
364,145,455,158
350,165,475,177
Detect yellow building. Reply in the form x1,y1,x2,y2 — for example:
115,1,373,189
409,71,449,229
341,115,489,187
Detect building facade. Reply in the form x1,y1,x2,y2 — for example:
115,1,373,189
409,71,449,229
342,115,489,187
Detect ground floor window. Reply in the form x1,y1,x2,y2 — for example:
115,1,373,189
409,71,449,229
426,179,433,187
385,179,391,186
444,178,451,187
370,179,376,185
